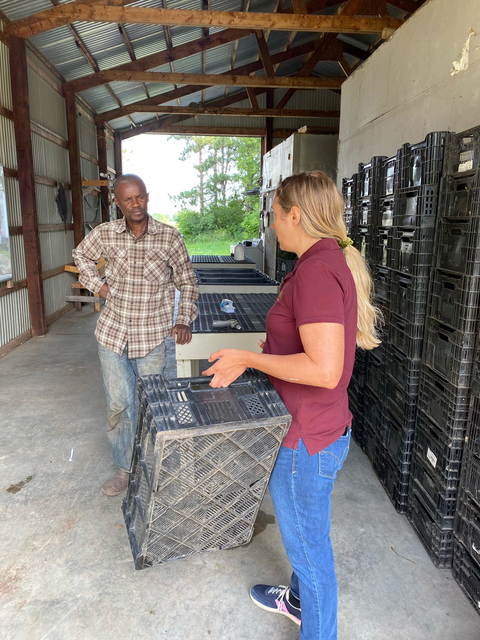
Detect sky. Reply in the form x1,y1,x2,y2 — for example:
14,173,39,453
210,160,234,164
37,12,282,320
122,135,198,219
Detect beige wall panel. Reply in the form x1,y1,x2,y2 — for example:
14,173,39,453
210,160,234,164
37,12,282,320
338,0,480,181
0,116,17,170
0,40,12,110
32,133,70,183
27,66,68,139
0,287,30,348
43,271,75,319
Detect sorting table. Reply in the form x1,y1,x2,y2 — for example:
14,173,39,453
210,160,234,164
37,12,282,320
194,268,279,293
176,292,277,377
190,255,255,269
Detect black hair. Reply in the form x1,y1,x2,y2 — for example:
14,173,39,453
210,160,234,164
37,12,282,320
113,174,147,196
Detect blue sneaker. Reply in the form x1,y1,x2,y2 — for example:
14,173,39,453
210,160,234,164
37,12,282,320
250,584,301,626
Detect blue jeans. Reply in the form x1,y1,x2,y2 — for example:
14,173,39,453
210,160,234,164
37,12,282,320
97,342,166,471
269,432,351,640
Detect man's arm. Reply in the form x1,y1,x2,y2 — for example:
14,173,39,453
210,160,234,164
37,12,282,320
169,233,199,344
72,229,105,295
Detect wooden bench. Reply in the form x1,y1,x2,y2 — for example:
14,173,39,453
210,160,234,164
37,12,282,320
65,259,105,312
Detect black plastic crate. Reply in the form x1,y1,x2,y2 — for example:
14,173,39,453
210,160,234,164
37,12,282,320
454,488,480,567
407,491,453,568
472,343,480,399
378,447,411,514
466,394,480,460
353,225,372,261
440,173,480,219
373,266,390,305
365,348,387,400
372,227,393,268
423,318,476,387
429,269,480,334
342,174,358,210
377,196,395,228
414,410,464,488
462,447,480,508
358,156,387,198
123,372,291,569
386,345,422,395
388,313,425,359
385,376,418,425
383,410,415,474
418,366,471,441
382,153,399,198
352,347,368,385
411,456,458,530
362,421,380,467
363,388,386,445
350,402,365,449
394,185,439,228
389,227,436,277
398,131,448,188
435,216,480,277
444,127,480,177
452,539,480,615
389,271,429,324
277,256,297,278
357,197,378,226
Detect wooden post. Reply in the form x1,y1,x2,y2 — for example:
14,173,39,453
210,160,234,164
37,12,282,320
96,123,110,223
265,89,274,152
65,89,84,247
114,132,123,177
9,36,47,337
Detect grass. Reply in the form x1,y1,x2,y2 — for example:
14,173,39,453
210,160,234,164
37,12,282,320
184,234,240,256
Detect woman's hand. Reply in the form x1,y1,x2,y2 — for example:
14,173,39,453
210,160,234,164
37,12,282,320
202,349,249,388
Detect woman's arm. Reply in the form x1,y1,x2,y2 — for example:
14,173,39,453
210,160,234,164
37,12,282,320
203,322,345,389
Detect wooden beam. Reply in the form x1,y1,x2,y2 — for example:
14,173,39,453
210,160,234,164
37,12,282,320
122,125,267,140
100,69,344,89
6,7,404,39
109,104,340,118
255,31,275,76
266,90,274,153
9,36,46,337
65,90,84,247
246,88,259,110
66,29,252,94
0,104,13,120
339,56,353,76
96,124,110,223
97,37,340,123
9,224,75,235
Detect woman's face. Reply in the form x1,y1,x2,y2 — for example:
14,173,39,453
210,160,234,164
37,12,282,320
272,197,293,252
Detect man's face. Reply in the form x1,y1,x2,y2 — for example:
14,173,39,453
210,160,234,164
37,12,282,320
115,180,149,225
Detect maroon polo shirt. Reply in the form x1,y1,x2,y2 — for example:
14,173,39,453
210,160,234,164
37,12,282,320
263,238,357,455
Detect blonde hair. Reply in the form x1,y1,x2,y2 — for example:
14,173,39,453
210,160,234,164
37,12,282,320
275,171,381,350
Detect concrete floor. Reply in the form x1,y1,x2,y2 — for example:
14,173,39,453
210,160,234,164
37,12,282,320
0,307,479,640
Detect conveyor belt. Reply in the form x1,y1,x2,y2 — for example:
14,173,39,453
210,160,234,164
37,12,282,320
191,255,254,264
194,268,278,285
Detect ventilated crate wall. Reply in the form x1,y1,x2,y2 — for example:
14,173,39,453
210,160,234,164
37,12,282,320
122,371,291,569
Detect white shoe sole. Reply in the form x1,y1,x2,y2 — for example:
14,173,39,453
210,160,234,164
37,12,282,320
249,592,301,627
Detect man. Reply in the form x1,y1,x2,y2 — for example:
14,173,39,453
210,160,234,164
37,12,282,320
73,174,198,496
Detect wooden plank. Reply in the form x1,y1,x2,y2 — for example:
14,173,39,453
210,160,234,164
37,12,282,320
255,31,274,76
9,224,75,235
96,123,110,223
9,35,46,337
113,104,340,118
79,150,99,165
26,55,63,96
246,88,259,110
101,69,344,89
65,295,100,303
4,167,18,179
0,329,32,359
66,29,252,94
121,125,266,140
82,179,109,187
0,104,13,120
0,278,26,297
97,37,340,123
6,6,404,38
65,90,84,247
31,122,68,148
35,176,71,189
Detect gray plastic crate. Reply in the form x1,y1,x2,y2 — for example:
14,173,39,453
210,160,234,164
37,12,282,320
123,371,291,569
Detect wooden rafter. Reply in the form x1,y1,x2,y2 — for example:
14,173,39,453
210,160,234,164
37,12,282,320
97,104,341,118
99,69,344,89
226,0,251,99
255,31,275,76
97,38,343,123
6,7,404,39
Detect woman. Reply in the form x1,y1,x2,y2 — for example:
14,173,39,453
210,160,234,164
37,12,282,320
203,171,380,640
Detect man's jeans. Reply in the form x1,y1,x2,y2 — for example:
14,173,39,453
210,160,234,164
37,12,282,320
98,342,167,471
269,433,351,640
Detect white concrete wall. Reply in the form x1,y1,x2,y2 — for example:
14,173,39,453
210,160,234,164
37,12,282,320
338,0,480,182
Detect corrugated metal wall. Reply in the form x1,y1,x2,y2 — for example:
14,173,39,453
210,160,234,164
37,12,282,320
78,105,103,229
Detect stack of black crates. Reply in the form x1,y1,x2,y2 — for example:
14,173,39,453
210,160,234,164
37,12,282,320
453,341,480,612
407,129,480,569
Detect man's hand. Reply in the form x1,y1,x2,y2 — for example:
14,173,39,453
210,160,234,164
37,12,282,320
98,283,109,299
170,324,192,345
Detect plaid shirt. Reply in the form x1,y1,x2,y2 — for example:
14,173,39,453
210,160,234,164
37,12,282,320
72,216,198,359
